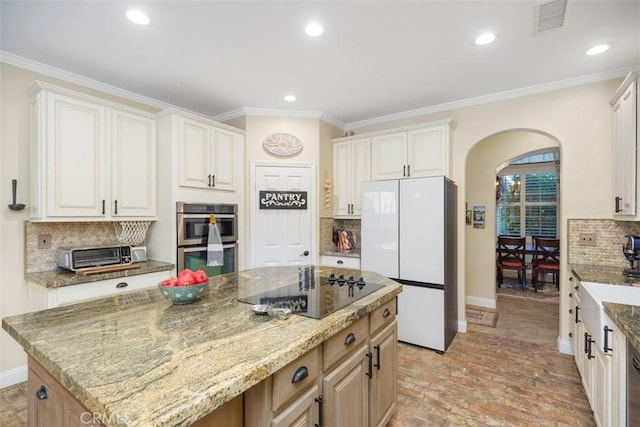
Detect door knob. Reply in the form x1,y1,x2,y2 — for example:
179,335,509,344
301,250,309,256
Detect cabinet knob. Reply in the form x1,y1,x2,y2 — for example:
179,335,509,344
36,385,48,400
344,332,356,346
337,259,344,265
291,366,309,384
383,308,391,318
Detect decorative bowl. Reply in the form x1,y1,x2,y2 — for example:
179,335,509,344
158,280,208,305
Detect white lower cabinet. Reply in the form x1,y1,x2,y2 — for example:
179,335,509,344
28,271,169,310
572,289,626,427
319,255,361,269
611,324,627,427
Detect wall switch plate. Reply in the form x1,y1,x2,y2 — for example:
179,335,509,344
579,233,596,246
37,234,51,249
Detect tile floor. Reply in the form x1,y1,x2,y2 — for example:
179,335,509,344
0,295,593,426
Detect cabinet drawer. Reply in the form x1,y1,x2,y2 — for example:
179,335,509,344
55,271,168,307
319,255,360,269
323,316,368,371
272,347,320,413
370,298,397,335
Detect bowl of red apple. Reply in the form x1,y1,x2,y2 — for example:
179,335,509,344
158,269,209,305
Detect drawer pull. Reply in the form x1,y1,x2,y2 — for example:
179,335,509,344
291,366,308,384
36,385,48,400
344,332,356,346
383,308,391,318
115,282,129,289
337,260,344,264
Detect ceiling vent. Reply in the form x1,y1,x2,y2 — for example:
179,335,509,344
534,0,569,35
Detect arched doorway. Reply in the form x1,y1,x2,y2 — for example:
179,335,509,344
464,130,561,342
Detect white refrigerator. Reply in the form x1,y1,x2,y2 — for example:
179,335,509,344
361,176,457,352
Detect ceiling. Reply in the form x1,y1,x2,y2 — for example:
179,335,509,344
1,1,639,127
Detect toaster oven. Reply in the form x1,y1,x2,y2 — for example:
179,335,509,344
56,245,132,271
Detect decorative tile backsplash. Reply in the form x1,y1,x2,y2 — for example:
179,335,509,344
25,221,125,273
568,219,640,268
319,217,361,253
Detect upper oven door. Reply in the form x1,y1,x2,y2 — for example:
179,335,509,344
177,213,237,246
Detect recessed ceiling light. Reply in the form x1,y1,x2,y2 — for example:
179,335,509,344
475,32,496,46
284,95,297,102
585,43,612,56
305,22,324,37
126,10,150,26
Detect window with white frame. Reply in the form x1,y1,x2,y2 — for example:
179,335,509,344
496,154,558,238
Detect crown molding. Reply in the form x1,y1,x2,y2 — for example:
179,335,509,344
1,51,184,111
213,107,345,129
3,50,634,132
344,67,635,130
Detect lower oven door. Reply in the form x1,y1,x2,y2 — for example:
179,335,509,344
177,243,238,277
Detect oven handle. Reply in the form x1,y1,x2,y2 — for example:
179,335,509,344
179,243,237,253
180,213,237,220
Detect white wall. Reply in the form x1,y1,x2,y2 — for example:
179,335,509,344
352,78,621,350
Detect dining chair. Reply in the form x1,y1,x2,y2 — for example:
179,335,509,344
496,236,527,291
532,236,560,292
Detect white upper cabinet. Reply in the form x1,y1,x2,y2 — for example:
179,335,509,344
611,72,639,219
178,116,242,191
370,122,451,180
28,82,157,221
333,138,371,218
111,109,157,217
371,132,407,180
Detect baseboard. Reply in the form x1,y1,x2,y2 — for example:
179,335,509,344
465,295,496,310
0,365,27,388
558,337,573,355
457,319,467,333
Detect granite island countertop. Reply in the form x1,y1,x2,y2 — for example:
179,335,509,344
25,260,175,288
570,263,640,352
3,266,401,427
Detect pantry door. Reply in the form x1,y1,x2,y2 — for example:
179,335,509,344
252,163,316,267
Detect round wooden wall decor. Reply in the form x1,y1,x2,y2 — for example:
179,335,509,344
263,133,303,156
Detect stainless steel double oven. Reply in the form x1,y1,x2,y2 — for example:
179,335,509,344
176,202,238,277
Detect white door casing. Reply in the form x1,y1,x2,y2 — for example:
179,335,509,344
251,163,316,267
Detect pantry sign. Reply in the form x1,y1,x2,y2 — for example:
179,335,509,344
259,191,308,210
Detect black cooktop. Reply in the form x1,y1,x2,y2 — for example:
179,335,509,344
238,273,384,319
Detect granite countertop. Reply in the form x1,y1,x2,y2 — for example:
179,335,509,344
569,263,637,286
570,263,640,352
319,250,361,258
25,260,175,288
3,266,401,427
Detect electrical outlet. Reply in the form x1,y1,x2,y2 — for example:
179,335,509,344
37,234,51,249
579,233,596,246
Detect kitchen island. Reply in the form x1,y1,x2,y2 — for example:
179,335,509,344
2,266,401,427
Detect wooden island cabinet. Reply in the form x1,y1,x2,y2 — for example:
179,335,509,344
245,298,397,427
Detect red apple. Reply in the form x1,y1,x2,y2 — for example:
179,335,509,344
176,276,193,286
193,270,208,284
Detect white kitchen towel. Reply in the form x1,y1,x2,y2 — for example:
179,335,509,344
207,223,224,267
